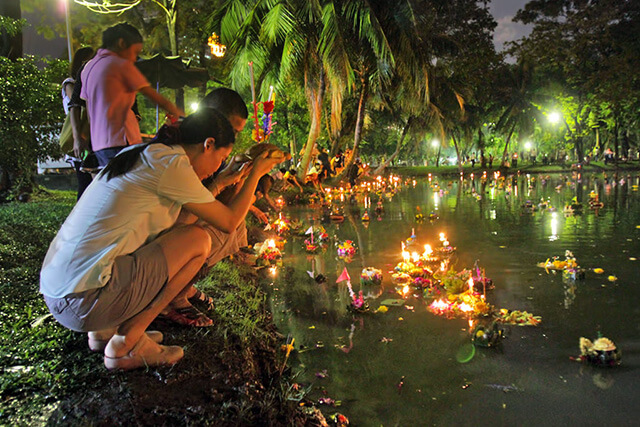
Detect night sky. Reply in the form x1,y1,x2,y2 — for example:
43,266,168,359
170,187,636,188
22,1,533,58
489,0,532,52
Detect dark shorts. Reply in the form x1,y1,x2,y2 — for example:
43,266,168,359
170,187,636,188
94,146,126,168
43,242,168,332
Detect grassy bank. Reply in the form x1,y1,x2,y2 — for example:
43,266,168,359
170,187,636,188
0,190,315,425
391,160,640,177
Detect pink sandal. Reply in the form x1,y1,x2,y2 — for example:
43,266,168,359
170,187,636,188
157,306,213,327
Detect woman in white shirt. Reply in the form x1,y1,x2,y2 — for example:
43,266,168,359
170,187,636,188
40,108,280,370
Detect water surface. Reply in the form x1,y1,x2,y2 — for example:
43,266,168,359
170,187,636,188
267,172,640,425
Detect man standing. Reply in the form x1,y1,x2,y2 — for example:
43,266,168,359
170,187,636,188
81,23,184,167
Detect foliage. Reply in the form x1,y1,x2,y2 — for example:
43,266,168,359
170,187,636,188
0,56,67,196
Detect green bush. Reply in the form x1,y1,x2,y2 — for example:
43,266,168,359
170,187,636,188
0,56,67,197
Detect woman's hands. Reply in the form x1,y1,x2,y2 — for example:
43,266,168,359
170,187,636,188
250,151,283,178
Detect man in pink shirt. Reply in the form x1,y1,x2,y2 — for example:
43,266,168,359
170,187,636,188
81,23,184,167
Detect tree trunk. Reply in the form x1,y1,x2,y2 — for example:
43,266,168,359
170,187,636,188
0,0,22,60
299,71,325,175
501,123,516,167
337,75,368,180
451,132,463,173
374,116,413,175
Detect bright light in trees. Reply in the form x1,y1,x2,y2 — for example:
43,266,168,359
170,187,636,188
524,141,532,150
431,139,439,148
548,112,561,124
191,102,199,111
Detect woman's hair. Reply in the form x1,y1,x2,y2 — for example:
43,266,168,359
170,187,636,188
102,108,235,181
70,47,95,79
201,88,248,119
101,23,143,50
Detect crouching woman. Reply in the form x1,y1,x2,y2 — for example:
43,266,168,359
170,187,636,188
39,108,279,370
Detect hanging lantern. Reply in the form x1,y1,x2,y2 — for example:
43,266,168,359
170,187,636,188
208,32,226,57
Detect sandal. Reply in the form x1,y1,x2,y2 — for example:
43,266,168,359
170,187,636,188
104,334,183,371
188,289,215,311
157,306,213,327
89,330,163,352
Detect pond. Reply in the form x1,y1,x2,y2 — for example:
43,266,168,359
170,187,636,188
266,171,640,425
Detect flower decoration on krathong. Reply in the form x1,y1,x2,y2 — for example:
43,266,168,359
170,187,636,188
272,213,290,235
336,240,357,258
254,239,282,267
496,308,541,326
360,267,383,286
574,335,621,367
538,249,579,273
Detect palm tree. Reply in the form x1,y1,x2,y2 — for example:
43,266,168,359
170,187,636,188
494,59,545,167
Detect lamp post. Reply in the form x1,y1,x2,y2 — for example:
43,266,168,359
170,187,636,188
62,0,73,62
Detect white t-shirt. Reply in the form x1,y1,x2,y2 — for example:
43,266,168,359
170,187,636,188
40,143,215,298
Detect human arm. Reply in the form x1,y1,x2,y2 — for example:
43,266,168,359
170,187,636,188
249,205,269,224
183,154,280,233
206,162,252,197
69,106,90,158
138,86,185,118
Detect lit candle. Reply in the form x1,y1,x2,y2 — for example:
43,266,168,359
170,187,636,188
268,85,274,102
468,277,474,294
423,244,432,259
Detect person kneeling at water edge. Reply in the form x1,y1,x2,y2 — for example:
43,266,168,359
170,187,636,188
39,108,282,370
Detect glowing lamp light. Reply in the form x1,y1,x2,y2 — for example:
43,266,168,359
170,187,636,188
208,32,226,57
439,233,446,242
402,250,411,263
411,252,420,263
548,112,561,124
269,265,277,276
524,141,532,150
190,102,199,111
431,139,439,148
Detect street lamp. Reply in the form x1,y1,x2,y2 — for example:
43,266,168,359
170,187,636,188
431,139,439,148
524,141,532,150
548,112,561,124
61,0,73,62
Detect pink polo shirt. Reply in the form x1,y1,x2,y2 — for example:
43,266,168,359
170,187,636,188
81,49,149,151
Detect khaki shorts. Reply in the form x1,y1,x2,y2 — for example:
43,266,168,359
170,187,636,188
44,242,168,332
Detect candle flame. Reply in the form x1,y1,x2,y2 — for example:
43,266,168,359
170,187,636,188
411,252,420,262
468,277,474,293
423,244,432,258
459,303,473,312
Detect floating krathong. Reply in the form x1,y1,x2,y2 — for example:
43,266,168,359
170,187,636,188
472,321,504,348
496,308,541,326
272,213,290,235
538,250,579,272
337,268,369,313
360,267,383,286
575,335,621,367
337,240,357,258
254,239,282,267
406,228,417,246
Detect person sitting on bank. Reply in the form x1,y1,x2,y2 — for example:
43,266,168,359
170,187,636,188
40,108,282,370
